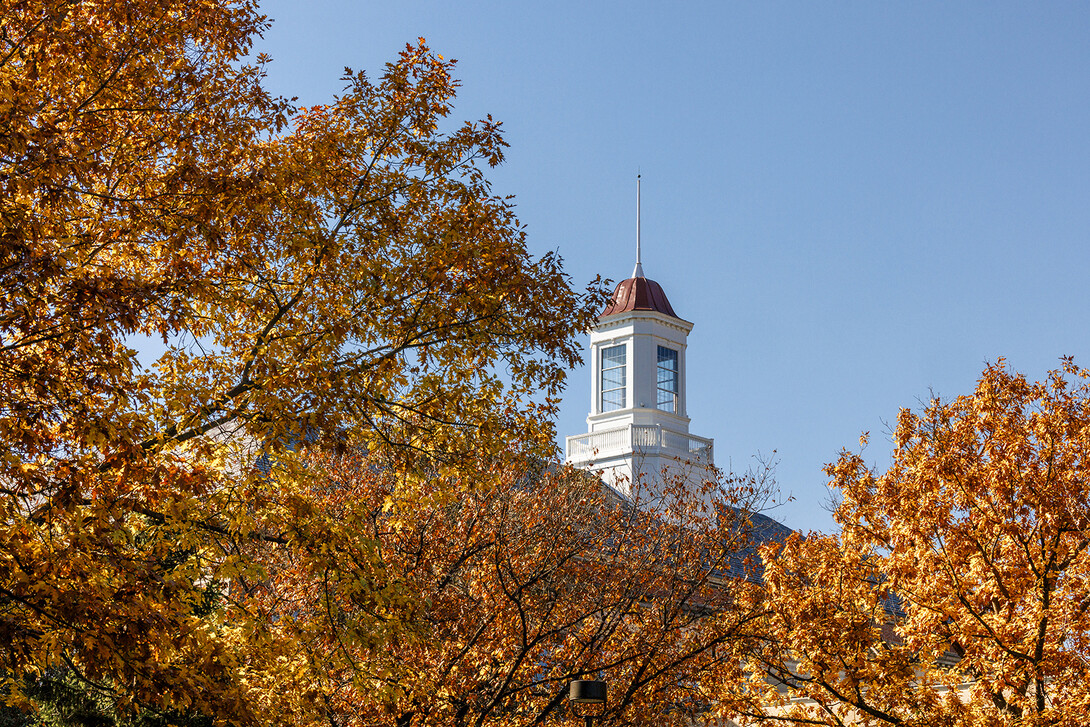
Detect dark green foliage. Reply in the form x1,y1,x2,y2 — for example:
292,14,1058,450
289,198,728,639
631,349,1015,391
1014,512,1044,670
3,672,214,727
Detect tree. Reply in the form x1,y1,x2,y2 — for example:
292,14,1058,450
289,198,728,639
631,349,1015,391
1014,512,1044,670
1,1,599,723
247,447,778,727
723,361,1090,727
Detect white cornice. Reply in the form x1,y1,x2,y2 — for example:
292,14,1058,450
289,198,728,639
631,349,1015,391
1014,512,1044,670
592,310,694,335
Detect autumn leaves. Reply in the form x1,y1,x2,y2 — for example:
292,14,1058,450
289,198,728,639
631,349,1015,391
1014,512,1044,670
3,1,598,723
5,1,1090,726
728,362,1090,726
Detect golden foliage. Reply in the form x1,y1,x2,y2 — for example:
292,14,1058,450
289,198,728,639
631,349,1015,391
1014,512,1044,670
1,1,602,723
723,360,1090,727
247,450,775,727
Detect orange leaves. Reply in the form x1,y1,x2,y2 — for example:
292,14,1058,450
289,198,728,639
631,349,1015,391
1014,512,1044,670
728,361,1090,726
2,2,603,724
251,450,777,727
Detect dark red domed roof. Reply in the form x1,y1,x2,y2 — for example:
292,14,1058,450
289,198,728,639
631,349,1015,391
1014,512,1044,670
600,276,678,318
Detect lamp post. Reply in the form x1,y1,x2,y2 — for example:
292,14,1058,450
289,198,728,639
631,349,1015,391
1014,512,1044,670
569,680,607,727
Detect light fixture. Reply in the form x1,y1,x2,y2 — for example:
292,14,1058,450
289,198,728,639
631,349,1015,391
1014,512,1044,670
569,680,607,727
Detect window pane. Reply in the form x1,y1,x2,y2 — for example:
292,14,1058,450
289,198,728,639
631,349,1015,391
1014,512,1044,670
656,346,678,412
601,344,626,412
603,345,626,367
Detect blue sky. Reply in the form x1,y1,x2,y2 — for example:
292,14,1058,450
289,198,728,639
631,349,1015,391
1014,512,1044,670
256,1,1090,533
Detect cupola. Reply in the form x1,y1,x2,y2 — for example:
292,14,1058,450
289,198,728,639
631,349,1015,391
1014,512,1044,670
565,176,715,502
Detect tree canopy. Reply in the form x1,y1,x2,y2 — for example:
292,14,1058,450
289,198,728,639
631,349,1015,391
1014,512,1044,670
247,449,776,727
1,0,601,722
725,360,1090,727
21,3,1090,727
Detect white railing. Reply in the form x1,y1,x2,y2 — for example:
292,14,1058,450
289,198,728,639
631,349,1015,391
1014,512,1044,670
566,424,714,465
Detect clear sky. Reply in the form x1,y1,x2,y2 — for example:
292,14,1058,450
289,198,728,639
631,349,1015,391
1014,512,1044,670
255,1,1090,534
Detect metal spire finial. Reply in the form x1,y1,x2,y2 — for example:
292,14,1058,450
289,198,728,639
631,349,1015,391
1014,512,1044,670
633,173,645,278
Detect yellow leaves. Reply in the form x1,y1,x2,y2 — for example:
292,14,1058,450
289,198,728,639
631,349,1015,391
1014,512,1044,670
739,361,1090,726
3,2,605,724
262,450,773,727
